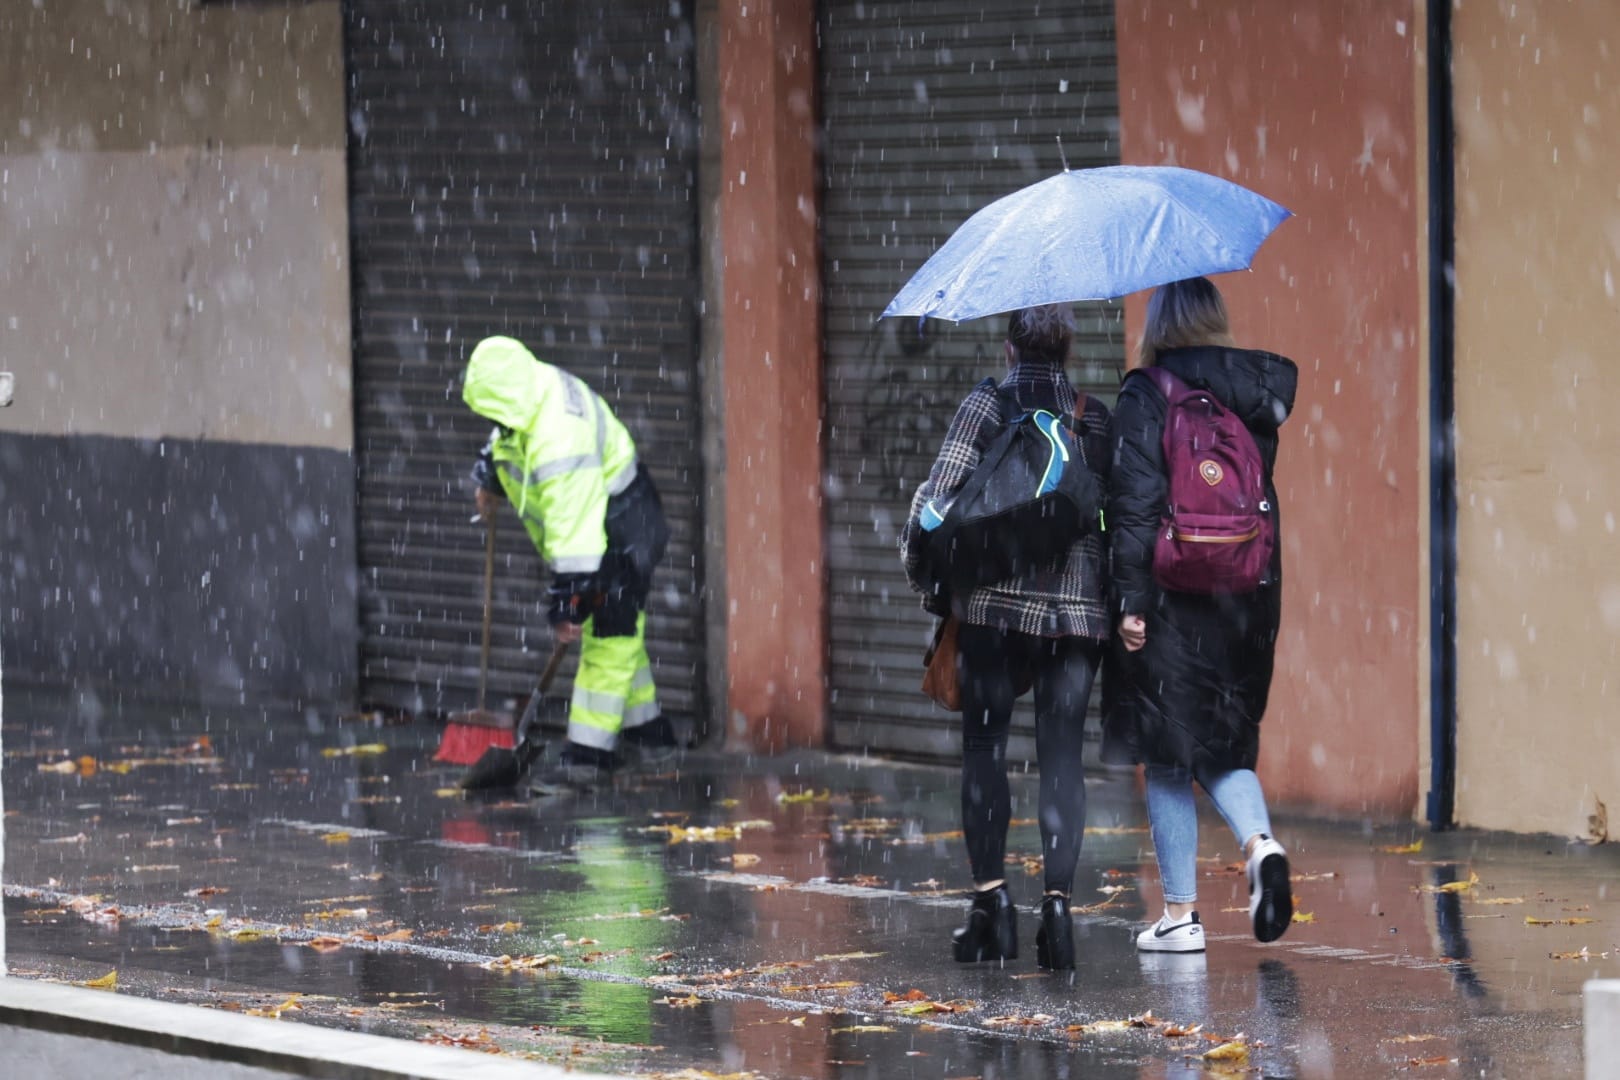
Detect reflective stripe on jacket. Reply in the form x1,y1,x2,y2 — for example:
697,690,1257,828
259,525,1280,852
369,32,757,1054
462,336,638,573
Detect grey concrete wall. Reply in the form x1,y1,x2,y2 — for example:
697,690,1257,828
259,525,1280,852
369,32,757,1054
0,0,357,707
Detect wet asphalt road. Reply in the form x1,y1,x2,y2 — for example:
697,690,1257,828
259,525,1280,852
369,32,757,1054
2,693,1612,1077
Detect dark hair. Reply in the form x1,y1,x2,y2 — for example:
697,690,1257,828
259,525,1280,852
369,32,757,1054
1005,304,1075,366
1138,277,1235,367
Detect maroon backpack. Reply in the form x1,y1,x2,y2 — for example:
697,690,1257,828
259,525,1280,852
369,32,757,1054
1141,367,1275,595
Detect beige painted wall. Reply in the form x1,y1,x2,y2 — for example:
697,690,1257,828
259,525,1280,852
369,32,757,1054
1117,1,1426,818
1452,2,1620,839
0,0,351,450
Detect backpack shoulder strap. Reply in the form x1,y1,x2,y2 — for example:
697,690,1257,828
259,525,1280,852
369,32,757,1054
1136,365,1184,400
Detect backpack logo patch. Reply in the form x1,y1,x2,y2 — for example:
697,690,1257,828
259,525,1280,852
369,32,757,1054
1199,460,1224,486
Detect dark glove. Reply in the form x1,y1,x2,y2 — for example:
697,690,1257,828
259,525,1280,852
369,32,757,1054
921,586,951,618
471,450,502,494
546,573,599,625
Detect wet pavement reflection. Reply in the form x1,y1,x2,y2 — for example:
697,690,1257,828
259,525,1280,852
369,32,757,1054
2,693,1610,1077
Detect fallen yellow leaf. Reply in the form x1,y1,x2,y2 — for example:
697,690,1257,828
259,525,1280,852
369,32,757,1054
832,1024,895,1033
1203,1039,1250,1064
815,951,886,961
1384,1034,1439,1044
1526,916,1596,926
776,789,830,805
1474,897,1524,905
1381,839,1424,854
319,743,388,757
1419,871,1479,894
322,832,352,845
246,994,302,1018
1292,911,1316,924
77,970,117,991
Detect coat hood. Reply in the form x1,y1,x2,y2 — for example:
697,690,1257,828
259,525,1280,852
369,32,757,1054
463,336,547,431
1154,346,1297,435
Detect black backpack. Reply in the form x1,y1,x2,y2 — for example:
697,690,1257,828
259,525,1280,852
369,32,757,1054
918,381,1103,592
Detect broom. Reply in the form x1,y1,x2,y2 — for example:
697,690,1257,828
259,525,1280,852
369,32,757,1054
459,639,570,790
433,513,516,765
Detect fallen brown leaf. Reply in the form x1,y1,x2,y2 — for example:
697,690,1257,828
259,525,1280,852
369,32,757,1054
987,1014,1056,1028
1551,948,1611,960
477,921,523,934
1526,916,1596,926
657,994,704,1007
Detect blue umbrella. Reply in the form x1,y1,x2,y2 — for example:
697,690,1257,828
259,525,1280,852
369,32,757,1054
881,165,1292,323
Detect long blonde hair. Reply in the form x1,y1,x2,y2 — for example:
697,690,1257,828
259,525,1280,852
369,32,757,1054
1137,277,1235,368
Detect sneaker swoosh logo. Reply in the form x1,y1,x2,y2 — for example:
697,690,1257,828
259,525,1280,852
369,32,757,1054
1154,920,1200,938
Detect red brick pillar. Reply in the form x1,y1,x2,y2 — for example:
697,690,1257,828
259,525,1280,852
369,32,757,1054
717,0,826,751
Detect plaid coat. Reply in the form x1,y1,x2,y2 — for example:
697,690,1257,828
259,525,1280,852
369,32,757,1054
900,362,1112,640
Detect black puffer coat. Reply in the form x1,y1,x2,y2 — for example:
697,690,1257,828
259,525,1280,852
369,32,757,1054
1100,345,1298,773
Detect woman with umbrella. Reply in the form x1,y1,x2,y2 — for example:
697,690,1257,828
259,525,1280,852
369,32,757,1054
900,304,1112,971
1103,276,1299,953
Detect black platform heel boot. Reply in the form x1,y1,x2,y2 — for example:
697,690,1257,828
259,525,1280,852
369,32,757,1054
1035,893,1075,970
952,883,1017,963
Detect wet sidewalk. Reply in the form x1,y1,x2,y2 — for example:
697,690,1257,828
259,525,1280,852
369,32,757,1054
2,695,1612,1078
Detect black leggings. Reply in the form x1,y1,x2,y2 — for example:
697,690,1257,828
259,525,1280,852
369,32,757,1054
958,622,1101,895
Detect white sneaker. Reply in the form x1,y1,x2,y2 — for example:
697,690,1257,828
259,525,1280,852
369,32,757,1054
1136,910,1206,953
1246,834,1293,943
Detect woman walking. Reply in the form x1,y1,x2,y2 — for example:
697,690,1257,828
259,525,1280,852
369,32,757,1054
1103,277,1298,953
901,304,1111,970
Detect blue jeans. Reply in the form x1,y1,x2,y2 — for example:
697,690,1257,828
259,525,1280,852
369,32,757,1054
1144,764,1273,905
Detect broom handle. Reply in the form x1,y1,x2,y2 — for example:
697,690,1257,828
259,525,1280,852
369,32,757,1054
537,637,570,694
477,513,496,712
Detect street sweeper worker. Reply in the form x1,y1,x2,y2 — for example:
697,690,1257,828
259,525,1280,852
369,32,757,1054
463,335,675,783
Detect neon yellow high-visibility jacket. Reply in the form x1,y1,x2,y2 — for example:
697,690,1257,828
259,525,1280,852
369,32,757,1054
462,336,638,575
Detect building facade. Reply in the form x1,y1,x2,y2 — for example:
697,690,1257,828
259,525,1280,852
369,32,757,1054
2,0,1614,838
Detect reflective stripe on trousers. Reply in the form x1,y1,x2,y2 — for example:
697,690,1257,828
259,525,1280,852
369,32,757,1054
567,612,659,751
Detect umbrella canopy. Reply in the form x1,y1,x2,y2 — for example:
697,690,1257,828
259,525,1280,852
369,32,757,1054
881,165,1292,324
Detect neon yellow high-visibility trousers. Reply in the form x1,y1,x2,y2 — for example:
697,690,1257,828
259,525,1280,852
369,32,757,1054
567,612,659,751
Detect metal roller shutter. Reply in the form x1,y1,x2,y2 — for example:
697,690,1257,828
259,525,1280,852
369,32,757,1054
819,0,1122,762
342,0,706,723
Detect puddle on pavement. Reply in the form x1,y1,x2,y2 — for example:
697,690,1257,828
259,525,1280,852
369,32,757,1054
2,708,1607,1077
